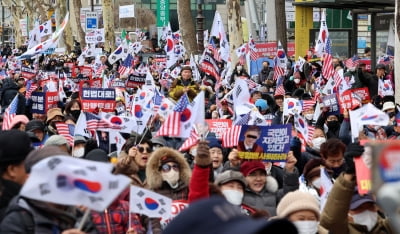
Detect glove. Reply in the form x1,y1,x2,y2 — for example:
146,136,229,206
195,141,211,167
344,142,364,174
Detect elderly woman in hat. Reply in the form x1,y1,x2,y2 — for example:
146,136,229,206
169,65,199,102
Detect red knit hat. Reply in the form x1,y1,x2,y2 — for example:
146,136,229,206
240,161,266,177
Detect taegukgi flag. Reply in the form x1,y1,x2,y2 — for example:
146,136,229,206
20,155,131,212
130,186,172,219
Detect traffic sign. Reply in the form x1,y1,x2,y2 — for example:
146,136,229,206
85,12,98,30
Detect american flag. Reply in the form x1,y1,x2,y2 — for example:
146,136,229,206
235,111,251,125
248,34,258,61
207,40,221,62
221,125,242,148
95,64,106,77
243,77,258,90
344,56,359,69
85,112,115,131
302,100,316,111
2,94,19,130
178,130,199,151
152,89,164,113
333,71,343,91
118,54,134,75
273,56,285,81
25,80,38,99
307,125,315,142
56,123,75,146
321,38,334,79
274,76,285,96
156,94,190,137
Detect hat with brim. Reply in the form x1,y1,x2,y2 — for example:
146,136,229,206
350,193,375,210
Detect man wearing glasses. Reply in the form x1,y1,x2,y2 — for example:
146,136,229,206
237,126,264,154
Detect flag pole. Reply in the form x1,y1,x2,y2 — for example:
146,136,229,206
77,208,91,230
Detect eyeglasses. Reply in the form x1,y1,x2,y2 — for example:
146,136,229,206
246,135,258,139
160,163,179,172
137,146,153,153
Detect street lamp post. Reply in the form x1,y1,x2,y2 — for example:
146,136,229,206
196,0,205,53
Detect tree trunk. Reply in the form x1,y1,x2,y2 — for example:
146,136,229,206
177,0,197,56
227,0,243,67
395,0,400,104
71,0,86,48
102,0,115,53
275,0,287,52
9,5,24,48
56,0,72,52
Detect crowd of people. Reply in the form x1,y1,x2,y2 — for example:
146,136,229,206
0,40,397,234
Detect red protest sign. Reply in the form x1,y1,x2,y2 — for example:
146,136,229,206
338,89,363,113
45,91,60,111
205,119,232,139
353,87,370,104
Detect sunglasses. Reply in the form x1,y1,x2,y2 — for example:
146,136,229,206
246,135,258,139
137,146,153,153
160,163,179,172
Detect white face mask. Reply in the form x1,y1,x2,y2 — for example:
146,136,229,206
305,113,314,121
161,170,180,188
237,66,243,71
311,178,321,189
294,78,300,84
293,221,318,234
221,189,243,206
72,147,85,158
350,210,378,231
311,137,326,151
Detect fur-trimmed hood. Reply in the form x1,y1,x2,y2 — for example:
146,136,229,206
146,147,191,190
265,175,279,193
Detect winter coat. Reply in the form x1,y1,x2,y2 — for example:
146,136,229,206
242,168,299,217
114,151,148,188
168,77,199,102
0,178,21,221
0,196,97,234
320,173,393,234
146,147,192,234
0,78,25,114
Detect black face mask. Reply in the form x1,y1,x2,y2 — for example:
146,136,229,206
70,110,81,120
327,120,340,130
331,165,345,179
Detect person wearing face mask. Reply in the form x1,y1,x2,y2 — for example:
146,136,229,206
72,135,87,158
320,142,394,234
45,108,64,136
299,158,326,203
146,147,192,232
277,190,327,234
316,111,341,140
229,63,250,86
63,99,82,123
301,128,325,164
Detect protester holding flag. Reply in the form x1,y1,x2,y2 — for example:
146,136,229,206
145,146,192,232
115,136,154,188
301,127,325,161
299,158,326,203
320,143,394,234
0,146,98,233
240,154,299,217
169,66,199,102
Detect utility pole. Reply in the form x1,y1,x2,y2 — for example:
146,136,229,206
196,0,205,53
1,1,4,46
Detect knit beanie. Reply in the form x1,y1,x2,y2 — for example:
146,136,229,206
277,190,320,219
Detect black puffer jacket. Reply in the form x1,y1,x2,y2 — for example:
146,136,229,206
0,196,98,234
0,78,25,114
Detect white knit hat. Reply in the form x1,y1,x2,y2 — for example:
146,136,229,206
276,190,320,219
